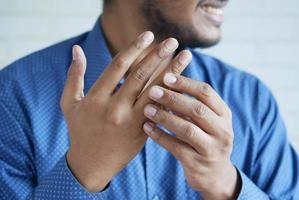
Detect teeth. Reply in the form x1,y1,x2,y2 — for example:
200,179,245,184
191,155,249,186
201,6,223,15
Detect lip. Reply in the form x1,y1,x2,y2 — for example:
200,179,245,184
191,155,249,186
197,0,229,26
198,0,229,9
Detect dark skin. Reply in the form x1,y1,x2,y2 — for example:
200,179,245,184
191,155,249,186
62,0,240,199
102,0,227,54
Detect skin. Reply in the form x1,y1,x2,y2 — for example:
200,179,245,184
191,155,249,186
143,75,240,199
61,0,240,199
141,0,224,48
62,34,192,191
102,0,227,55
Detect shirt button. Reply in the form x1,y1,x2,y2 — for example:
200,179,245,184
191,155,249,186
152,195,159,200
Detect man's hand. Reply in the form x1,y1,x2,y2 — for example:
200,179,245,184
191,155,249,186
143,74,241,199
60,31,193,192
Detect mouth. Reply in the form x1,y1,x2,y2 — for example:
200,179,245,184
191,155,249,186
198,0,229,26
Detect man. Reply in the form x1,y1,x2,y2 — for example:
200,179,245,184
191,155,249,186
0,0,298,199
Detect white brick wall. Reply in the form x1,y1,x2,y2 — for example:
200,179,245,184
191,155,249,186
0,0,298,150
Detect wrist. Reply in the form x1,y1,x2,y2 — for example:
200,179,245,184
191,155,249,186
66,148,114,192
201,163,241,200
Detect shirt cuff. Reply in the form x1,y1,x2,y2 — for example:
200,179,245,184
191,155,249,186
236,168,269,200
32,154,110,199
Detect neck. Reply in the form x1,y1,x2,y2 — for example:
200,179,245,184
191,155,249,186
101,3,149,56
100,4,174,81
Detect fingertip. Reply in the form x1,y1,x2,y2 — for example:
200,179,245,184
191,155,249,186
181,49,192,58
143,122,157,137
72,45,85,60
72,45,79,61
177,50,192,66
140,31,155,43
72,45,87,72
183,49,192,58
165,38,179,50
163,73,177,86
143,122,153,134
168,37,179,44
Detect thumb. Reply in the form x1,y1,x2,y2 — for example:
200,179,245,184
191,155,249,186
61,45,87,113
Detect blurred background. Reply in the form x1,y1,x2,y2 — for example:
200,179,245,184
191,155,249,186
0,0,298,150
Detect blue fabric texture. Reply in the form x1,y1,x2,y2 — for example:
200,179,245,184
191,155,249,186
0,19,298,200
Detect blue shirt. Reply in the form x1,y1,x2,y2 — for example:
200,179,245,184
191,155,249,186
0,19,298,200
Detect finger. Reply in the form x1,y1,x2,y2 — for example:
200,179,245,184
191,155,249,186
88,31,155,97
143,122,196,162
143,104,211,151
117,38,179,104
135,50,192,109
163,74,231,117
147,87,223,136
61,45,86,113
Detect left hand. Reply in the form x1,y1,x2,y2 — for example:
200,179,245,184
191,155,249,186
143,73,241,200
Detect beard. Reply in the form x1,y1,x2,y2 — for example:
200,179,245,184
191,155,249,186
141,1,221,49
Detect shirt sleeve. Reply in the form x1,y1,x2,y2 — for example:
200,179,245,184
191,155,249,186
31,155,110,200
0,101,110,200
236,81,299,200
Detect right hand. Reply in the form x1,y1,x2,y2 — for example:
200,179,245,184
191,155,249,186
60,31,192,192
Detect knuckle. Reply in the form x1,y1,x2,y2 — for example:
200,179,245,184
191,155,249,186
184,124,197,139
166,93,178,106
155,110,168,124
113,56,129,69
133,67,149,82
200,83,213,96
222,129,234,147
192,102,207,118
107,111,124,126
172,61,183,74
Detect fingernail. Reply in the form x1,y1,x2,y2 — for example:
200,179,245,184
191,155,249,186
144,105,157,118
72,46,78,61
178,50,192,65
141,31,154,43
149,86,164,99
143,123,153,134
164,73,177,85
164,38,179,52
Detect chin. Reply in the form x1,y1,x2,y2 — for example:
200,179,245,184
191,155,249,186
141,0,223,49
192,27,222,48
176,24,222,49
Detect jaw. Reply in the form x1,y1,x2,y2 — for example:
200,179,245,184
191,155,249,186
192,9,222,46
188,2,226,47
140,0,226,48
